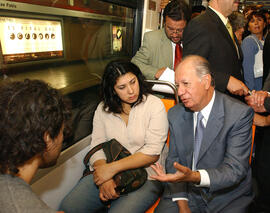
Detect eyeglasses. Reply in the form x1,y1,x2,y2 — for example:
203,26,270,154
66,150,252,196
165,25,184,34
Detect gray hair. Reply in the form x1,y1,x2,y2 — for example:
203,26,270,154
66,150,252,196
182,55,215,86
229,12,247,32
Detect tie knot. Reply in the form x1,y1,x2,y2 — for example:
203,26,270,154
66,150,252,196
175,43,181,51
197,111,203,122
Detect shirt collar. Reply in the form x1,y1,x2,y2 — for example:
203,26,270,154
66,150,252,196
208,6,228,26
194,91,215,124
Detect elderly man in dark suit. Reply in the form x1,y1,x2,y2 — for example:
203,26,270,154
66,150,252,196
183,0,248,98
151,55,254,213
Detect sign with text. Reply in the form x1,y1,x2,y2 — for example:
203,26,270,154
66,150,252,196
0,16,64,64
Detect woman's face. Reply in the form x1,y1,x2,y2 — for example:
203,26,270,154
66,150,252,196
114,72,140,105
248,15,266,36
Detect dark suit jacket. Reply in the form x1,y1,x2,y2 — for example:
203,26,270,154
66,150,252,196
164,91,253,212
183,8,243,93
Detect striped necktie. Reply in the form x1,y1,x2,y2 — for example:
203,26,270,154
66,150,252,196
194,112,204,170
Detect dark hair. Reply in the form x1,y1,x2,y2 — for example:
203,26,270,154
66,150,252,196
243,5,257,16
246,10,267,35
247,10,267,24
0,79,71,175
192,5,206,14
163,0,191,23
101,60,150,113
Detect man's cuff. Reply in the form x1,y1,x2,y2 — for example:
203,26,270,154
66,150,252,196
172,198,188,202
195,169,210,187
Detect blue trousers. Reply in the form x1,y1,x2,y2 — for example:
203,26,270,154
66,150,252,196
59,175,163,213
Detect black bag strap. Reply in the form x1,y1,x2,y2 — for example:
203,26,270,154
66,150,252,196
83,142,107,167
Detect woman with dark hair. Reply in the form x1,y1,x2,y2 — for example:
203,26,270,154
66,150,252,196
60,60,169,213
242,10,267,91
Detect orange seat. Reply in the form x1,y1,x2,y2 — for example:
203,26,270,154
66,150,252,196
145,198,160,213
161,99,176,112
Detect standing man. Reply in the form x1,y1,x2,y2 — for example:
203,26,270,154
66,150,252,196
0,79,70,212
131,0,191,80
151,55,254,213
183,0,249,97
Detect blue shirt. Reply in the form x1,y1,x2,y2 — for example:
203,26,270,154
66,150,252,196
241,34,264,91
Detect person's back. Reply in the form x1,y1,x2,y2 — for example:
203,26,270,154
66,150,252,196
0,79,70,212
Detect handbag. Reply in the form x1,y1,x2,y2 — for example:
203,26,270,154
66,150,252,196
83,138,148,195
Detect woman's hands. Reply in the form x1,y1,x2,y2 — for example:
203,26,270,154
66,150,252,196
99,179,119,201
93,161,119,201
93,162,117,186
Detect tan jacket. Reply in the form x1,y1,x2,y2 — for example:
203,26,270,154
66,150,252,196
131,29,173,80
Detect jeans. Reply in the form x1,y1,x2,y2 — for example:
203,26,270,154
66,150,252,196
59,175,163,213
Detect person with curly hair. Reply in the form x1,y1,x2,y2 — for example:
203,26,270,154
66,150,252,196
242,10,267,91
0,79,70,212
59,60,169,213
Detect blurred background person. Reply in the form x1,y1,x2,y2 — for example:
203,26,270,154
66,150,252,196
260,9,270,36
191,5,206,19
243,5,257,19
263,30,270,87
242,10,267,91
229,11,247,45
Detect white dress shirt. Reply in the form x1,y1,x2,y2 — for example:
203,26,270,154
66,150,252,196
173,91,215,202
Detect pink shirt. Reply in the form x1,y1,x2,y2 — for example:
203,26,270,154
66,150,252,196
89,94,169,178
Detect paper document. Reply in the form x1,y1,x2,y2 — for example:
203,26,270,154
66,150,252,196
152,68,175,94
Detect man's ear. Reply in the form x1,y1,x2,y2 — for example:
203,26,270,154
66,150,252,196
202,74,211,89
43,131,52,147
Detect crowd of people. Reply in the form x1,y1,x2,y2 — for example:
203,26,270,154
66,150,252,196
1,0,270,213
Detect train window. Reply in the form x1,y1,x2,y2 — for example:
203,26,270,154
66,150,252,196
0,0,136,150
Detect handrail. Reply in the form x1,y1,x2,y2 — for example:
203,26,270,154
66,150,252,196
145,79,179,104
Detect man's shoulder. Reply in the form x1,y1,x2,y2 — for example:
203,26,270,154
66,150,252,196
168,103,188,119
144,29,166,40
185,12,216,36
216,91,253,115
0,175,56,212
